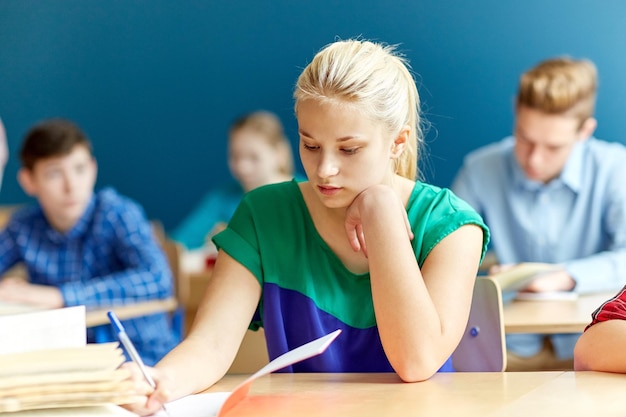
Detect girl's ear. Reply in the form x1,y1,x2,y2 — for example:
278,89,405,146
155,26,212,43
390,126,410,158
17,168,37,196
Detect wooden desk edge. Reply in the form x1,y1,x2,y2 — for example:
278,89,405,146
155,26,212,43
85,298,178,327
504,323,586,334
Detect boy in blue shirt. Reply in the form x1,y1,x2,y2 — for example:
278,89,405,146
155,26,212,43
452,57,626,370
0,118,178,365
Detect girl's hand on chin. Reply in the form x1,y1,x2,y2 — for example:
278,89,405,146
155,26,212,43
344,185,413,256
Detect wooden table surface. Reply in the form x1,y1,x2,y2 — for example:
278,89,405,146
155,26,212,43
205,371,626,417
502,292,612,334
0,298,178,328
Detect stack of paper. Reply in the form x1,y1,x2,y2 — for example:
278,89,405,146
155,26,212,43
0,343,142,414
0,306,141,416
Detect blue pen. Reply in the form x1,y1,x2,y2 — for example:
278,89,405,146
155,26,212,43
107,311,170,415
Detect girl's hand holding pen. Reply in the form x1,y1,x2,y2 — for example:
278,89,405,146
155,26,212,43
108,310,175,416
122,362,174,416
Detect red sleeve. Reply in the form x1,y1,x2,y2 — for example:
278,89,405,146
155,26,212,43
585,286,626,331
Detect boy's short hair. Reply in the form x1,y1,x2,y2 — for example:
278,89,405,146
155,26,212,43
20,119,93,170
516,57,597,125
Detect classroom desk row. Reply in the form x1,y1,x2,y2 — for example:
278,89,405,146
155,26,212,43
185,266,613,335
205,371,625,417
503,291,609,334
3,269,607,337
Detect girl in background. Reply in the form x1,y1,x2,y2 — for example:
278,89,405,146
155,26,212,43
170,110,294,250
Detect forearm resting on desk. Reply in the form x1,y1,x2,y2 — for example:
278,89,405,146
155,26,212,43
574,320,626,372
0,277,64,308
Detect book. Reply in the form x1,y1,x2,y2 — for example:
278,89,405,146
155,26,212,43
489,262,560,293
0,306,141,416
0,404,137,416
0,306,86,355
0,343,142,414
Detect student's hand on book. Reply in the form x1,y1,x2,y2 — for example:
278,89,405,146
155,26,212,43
520,269,575,293
121,362,174,416
0,277,63,308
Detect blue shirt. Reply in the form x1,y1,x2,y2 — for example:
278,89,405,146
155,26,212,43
452,136,626,358
170,182,244,250
0,187,179,365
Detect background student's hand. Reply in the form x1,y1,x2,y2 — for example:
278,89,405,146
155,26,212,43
488,263,515,275
121,362,175,416
0,277,64,308
489,263,575,293
344,185,413,257
521,269,576,293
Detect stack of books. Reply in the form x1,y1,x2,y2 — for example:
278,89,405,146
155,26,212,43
0,343,140,414
0,306,140,416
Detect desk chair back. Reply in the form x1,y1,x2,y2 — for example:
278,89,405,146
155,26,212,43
151,221,189,338
452,276,507,372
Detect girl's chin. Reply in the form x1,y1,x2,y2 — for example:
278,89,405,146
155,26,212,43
316,194,352,210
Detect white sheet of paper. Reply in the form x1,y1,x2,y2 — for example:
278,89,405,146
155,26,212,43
151,393,230,417
0,306,86,354
217,329,341,416
152,329,342,417
249,328,342,379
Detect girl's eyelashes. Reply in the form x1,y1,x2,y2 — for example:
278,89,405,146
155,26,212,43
302,143,360,154
341,147,359,154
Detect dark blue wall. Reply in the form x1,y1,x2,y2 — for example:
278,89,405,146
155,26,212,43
2,1,625,230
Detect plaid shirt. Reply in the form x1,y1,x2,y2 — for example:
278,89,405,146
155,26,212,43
0,187,178,365
586,286,626,331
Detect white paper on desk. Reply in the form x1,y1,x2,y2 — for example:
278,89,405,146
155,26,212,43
152,393,230,417
217,329,341,416
0,305,86,354
152,329,342,417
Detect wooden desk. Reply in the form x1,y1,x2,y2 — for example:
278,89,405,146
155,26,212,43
205,371,626,416
503,292,612,334
0,298,178,328
85,297,178,327
490,371,626,416
184,269,213,333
